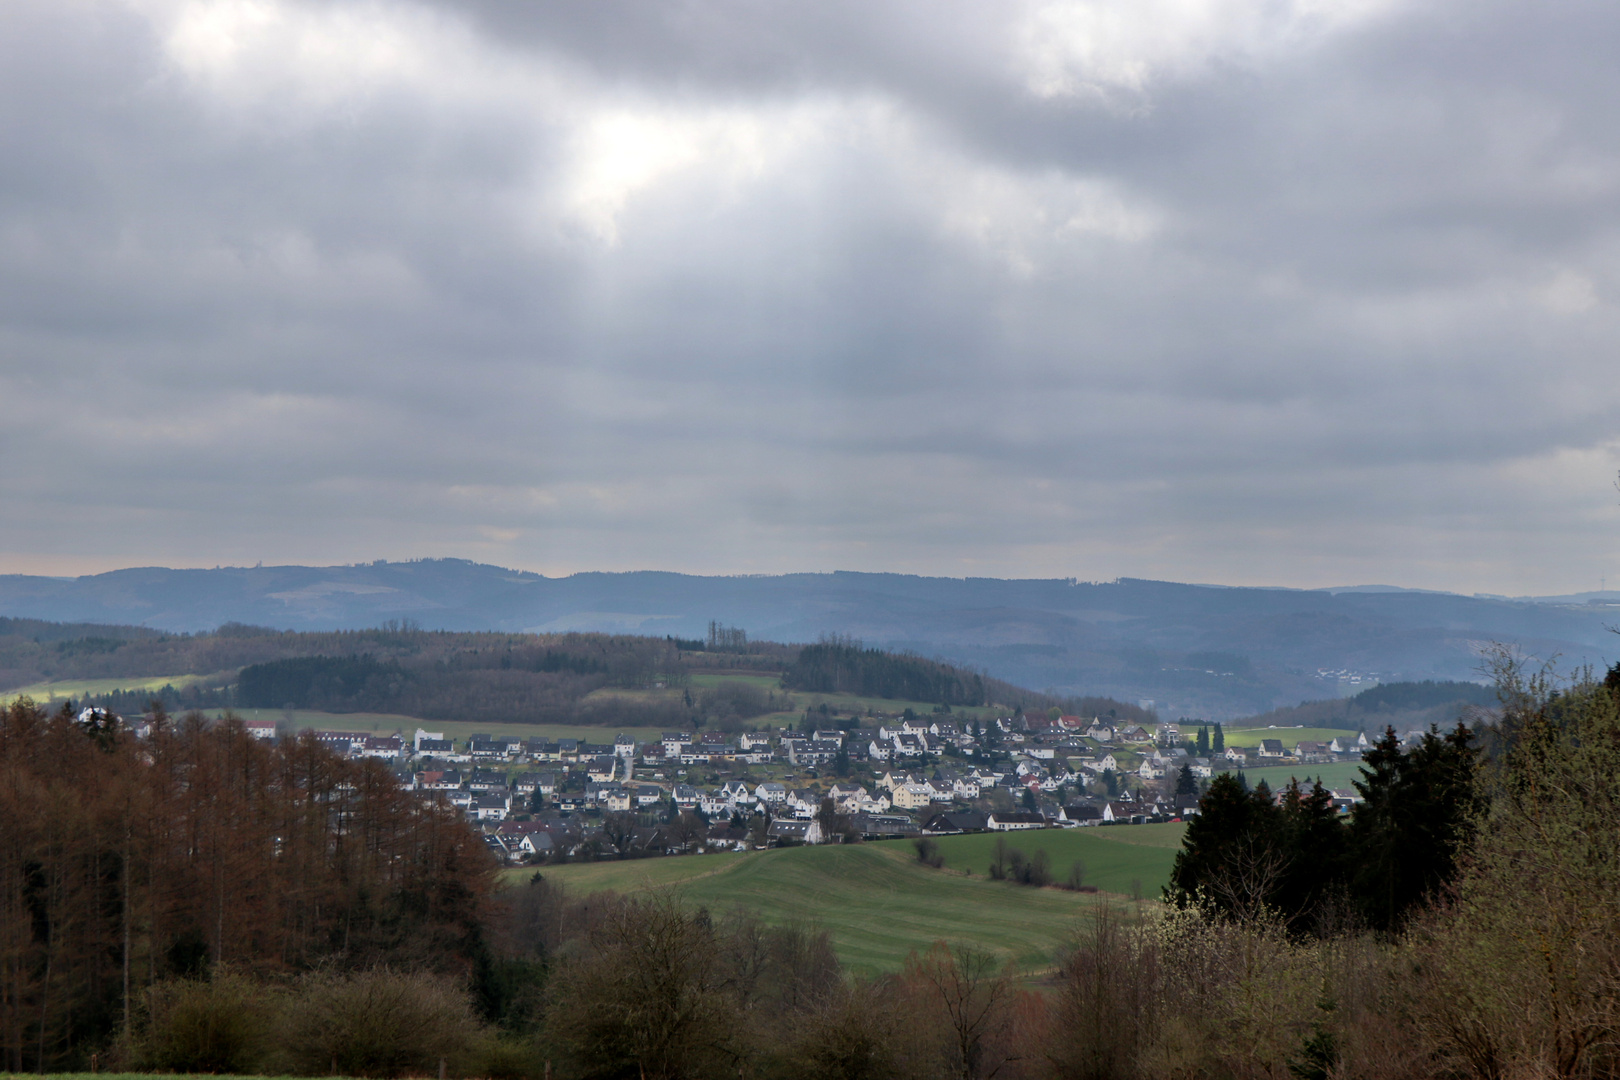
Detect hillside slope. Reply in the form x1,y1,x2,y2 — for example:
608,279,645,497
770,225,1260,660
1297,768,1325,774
0,619,1092,727
516,828,1181,975
3,562,1615,717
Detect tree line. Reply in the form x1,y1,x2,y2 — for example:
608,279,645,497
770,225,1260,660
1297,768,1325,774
1147,655,1620,1079
1239,677,1498,733
1168,721,1480,933
782,641,991,706
0,623,687,714
0,698,497,1072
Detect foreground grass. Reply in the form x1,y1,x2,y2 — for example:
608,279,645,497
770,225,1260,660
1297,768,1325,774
510,831,1180,976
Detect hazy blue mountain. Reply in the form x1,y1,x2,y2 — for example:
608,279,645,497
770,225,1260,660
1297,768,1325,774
3,560,1615,718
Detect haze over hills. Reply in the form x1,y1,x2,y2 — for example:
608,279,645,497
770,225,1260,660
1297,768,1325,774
2,560,1616,719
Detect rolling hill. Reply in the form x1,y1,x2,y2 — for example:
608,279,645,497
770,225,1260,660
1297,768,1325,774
0,618,1120,729
3,561,1615,717
511,825,1182,975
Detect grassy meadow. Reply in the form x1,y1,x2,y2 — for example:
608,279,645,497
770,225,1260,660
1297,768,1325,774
510,826,1182,975
2,673,215,704
930,824,1183,894
1218,725,1360,747
199,709,670,746
152,668,1002,744
1212,760,1366,792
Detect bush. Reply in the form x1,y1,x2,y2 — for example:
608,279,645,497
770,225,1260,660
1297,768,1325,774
544,894,737,1080
275,969,485,1078
698,682,780,721
1064,861,1088,891
779,981,914,1080
468,1033,546,1080
133,972,274,1074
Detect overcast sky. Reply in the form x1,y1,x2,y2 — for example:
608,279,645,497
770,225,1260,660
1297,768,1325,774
2,0,1618,594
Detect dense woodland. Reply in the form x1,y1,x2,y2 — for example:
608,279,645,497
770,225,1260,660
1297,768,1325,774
1239,678,1498,733
1168,723,1480,932
0,698,500,1073
782,640,992,705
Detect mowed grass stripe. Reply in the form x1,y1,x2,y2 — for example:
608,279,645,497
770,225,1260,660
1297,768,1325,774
672,844,1095,975
513,835,1187,976
508,851,752,893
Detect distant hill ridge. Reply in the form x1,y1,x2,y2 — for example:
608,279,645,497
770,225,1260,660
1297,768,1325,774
1,560,1615,719
0,618,1093,728
1239,679,1500,734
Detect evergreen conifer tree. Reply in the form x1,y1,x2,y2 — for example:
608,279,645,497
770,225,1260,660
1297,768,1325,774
1175,763,1197,797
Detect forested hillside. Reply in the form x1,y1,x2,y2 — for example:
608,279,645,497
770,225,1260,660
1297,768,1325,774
6,562,1617,718
1240,679,1498,733
0,699,494,1071
1,619,1104,727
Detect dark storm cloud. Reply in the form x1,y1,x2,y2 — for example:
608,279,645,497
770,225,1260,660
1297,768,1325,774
1,0,1617,591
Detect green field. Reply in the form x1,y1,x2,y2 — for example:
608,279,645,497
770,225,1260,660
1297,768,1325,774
930,824,1183,895
1219,725,1359,748
505,850,753,893
1212,761,1366,792
10,662,1006,744
3,673,215,703
686,672,784,691
198,710,669,746
514,827,1182,975
602,671,1003,726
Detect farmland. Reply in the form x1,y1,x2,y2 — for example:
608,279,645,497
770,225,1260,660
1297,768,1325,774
1212,760,1367,791
1218,725,1358,747
3,673,216,703
930,824,1182,893
11,666,1003,741
510,825,1182,975
199,709,670,746
589,669,1006,726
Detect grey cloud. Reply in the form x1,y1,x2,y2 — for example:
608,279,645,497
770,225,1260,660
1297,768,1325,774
1,0,1618,592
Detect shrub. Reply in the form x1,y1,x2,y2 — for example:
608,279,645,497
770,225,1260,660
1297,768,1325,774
1064,861,1087,891
133,971,274,1074
275,969,485,1078
544,894,736,1080
779,981,914,1080
468,1033,546,1080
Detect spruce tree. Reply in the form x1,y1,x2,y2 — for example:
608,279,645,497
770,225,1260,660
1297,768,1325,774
1348,723,1482,932
1212,722,1225,753
1175,763,1197,797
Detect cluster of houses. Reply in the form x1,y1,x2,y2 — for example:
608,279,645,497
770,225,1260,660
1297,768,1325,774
180,711,1389,865
1216,731,1374,768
